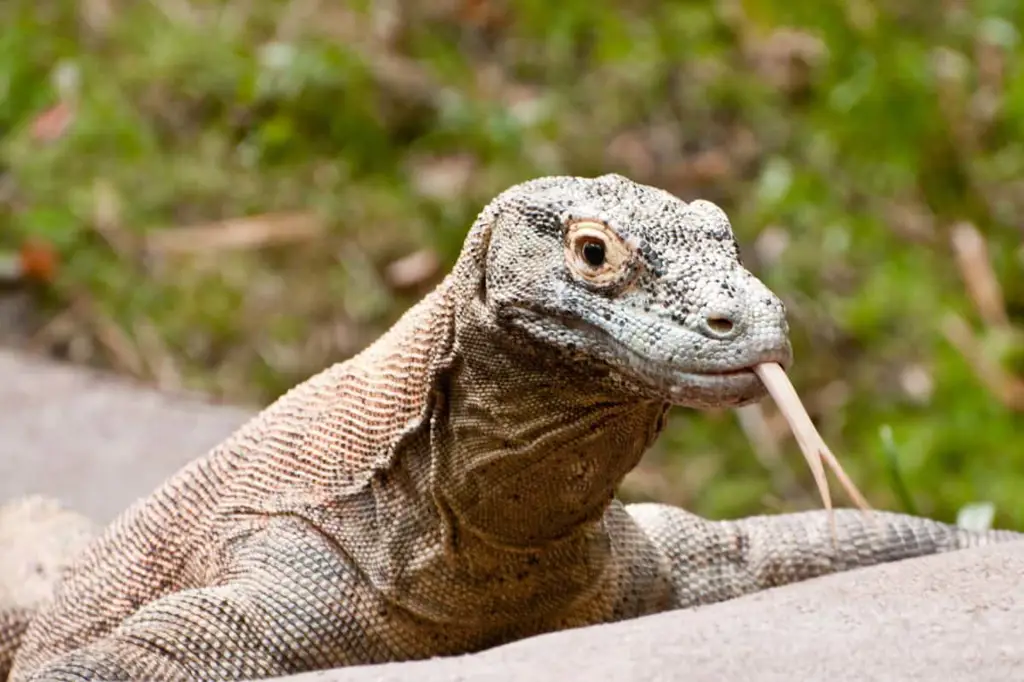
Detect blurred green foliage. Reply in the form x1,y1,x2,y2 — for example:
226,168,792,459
1,1,1022,527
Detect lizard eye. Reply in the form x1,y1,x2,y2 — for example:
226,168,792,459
581,241,605,267
565,220,631,287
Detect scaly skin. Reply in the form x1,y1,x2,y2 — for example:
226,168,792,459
2,174,1020,681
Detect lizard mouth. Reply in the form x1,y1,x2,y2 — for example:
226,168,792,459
617,349,774,409
563,316,786,407
508,306,788,408
662,367,767,408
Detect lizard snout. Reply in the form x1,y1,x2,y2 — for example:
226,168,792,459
697,271,793,370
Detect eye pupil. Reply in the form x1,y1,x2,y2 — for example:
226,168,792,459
581,241,606,267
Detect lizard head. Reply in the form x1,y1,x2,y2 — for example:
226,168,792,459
459,173,792,409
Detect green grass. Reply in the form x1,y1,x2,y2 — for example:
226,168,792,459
2,0,1022,528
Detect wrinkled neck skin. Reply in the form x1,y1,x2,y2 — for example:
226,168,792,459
430,304,669,550
332,281,672,630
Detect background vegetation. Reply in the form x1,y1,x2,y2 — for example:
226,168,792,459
2,0,1022,527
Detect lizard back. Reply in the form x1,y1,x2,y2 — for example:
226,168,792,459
10,279,460,676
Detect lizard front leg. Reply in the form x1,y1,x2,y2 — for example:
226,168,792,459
13,516,434,682
625,503,1023,610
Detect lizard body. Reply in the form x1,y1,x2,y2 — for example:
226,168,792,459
1,174,1020,681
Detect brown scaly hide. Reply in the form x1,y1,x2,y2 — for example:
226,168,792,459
11,180,611,679
8,283,461,679
3,175,1021,681
4,176,686,679
5,172,482,677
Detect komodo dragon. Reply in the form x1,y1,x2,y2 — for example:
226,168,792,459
1,174,1020,681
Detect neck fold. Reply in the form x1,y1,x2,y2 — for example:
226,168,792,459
429,318,668,548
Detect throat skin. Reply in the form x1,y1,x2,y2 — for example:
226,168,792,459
325,285,672,633
430,317,670,550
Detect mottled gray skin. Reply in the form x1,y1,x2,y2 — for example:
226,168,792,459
3,174,1021,682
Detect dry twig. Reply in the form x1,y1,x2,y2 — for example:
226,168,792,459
941,313,1024,411
949,222,1010,329
146,213,325,256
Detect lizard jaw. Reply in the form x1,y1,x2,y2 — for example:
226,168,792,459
663,367,767,409
618,340,788,408
503,305,789,408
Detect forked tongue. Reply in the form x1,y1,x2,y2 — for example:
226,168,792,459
753,363,872,541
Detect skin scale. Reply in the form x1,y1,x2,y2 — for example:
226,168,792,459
1,174,1019,681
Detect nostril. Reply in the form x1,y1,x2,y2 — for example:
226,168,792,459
706,316,735,336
